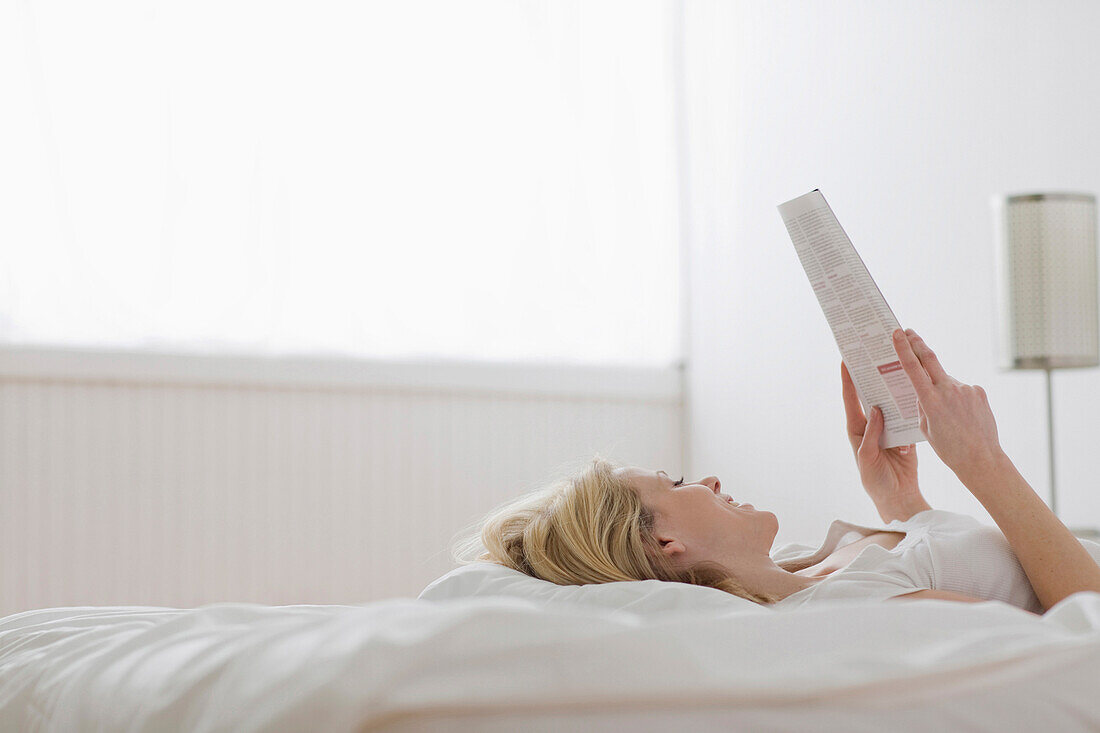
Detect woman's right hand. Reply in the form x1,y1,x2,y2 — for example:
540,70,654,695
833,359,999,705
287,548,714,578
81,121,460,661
891,328,1005,480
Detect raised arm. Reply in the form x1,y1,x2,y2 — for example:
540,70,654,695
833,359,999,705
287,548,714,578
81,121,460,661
893,328,1100,612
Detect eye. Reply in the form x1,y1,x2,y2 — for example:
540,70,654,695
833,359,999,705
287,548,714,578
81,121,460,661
672,476,684,487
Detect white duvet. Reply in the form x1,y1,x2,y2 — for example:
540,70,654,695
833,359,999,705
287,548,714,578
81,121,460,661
3,580,1100,730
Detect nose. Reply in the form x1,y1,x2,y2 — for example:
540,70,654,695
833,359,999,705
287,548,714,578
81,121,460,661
703,476,721,493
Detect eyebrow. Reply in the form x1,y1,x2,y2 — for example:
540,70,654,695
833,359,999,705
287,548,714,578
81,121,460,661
656,470,669,481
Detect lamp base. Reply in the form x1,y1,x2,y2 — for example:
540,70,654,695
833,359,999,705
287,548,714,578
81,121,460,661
1069,526,1100,542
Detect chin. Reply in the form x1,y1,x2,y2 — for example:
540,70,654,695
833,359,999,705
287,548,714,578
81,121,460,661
765,510,783,550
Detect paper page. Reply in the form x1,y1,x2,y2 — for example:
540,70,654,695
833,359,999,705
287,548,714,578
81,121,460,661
777,189,924,449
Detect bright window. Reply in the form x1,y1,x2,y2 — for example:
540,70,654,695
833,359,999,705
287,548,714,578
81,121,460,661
0,1,680,366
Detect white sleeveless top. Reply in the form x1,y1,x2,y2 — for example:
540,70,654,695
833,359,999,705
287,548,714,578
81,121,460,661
768,508,1091,614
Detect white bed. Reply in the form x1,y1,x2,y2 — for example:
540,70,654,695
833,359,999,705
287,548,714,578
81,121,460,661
2,562,1100,731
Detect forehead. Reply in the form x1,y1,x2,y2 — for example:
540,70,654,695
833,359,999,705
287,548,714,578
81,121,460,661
613,466,665,499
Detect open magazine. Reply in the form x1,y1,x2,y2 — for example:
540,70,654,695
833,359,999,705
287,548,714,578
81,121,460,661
777,189,924,449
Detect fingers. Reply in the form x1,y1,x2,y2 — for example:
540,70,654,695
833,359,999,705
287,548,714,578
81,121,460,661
904,329,950,384
892,328,933,398
840,361,866,434
858,405,883,460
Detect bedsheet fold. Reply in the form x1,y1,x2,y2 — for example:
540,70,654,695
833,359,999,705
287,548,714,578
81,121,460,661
2,593,1100,731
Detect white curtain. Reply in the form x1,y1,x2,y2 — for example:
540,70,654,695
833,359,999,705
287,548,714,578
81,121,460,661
0,0,680,366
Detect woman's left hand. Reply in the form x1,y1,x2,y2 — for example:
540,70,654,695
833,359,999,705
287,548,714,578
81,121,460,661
840,360,922,512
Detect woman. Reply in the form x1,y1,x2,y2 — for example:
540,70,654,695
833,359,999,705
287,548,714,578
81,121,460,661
456,328,1100,614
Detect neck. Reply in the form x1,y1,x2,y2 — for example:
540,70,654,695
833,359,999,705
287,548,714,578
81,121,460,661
728,557,821,602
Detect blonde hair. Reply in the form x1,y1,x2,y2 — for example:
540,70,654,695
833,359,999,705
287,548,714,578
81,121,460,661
452,455,816,606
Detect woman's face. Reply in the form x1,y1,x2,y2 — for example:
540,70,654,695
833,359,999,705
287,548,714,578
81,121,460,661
614,466,779,569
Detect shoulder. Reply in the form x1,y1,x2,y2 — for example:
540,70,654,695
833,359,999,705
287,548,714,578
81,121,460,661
892,508,983,531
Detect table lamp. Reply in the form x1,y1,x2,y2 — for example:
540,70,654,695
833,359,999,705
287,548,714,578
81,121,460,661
994,192,1100,540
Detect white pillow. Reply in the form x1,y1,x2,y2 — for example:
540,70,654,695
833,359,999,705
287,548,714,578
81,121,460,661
417,562,761,614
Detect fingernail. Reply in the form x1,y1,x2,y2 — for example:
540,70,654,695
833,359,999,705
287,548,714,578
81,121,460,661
892,329,903,340
905,328,915,336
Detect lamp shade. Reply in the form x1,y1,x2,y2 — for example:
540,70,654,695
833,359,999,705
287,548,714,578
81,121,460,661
995,192,1099,370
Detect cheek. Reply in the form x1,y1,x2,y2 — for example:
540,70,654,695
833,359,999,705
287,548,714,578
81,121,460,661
721,509,766,545
703,505,745,538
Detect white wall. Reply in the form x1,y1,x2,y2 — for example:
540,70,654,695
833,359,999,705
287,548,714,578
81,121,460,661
682,0,1100,546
